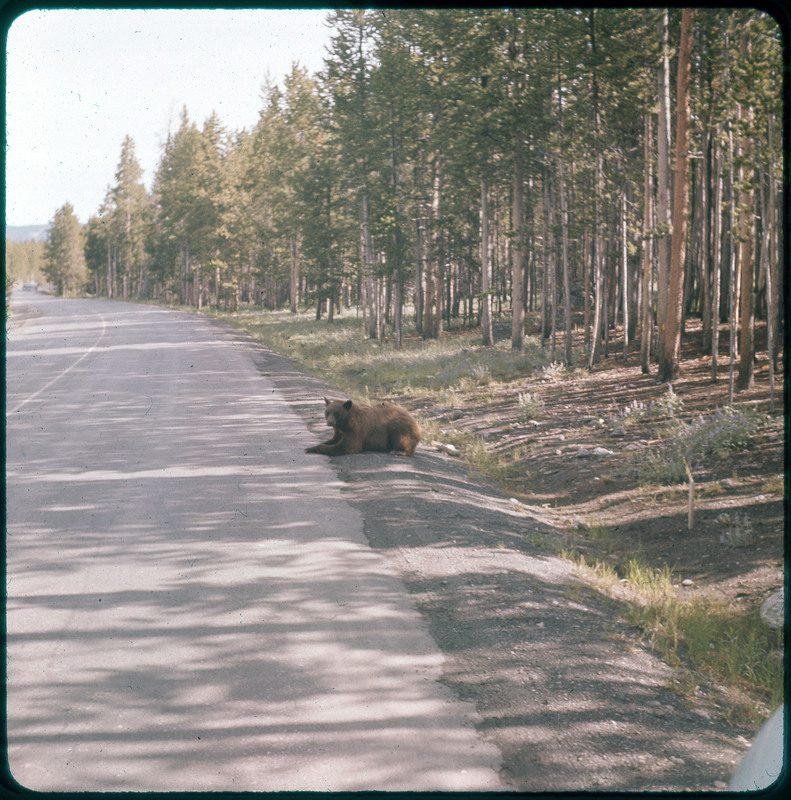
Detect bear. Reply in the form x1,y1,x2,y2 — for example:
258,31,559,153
305,397,420,457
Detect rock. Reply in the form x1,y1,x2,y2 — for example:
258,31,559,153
432,441,460,457
592,446,614,456
576,447,590,458
760,589,784,629
625,443,641,451
682,578,694,587
720,477,740,490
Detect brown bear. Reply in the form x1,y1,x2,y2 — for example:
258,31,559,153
305,397,420,457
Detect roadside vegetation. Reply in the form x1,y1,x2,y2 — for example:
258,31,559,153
203,304,784,730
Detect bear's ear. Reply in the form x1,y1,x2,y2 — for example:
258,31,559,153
324,397,331,406
343,399,353,410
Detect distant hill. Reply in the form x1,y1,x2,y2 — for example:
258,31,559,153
6,224,49,243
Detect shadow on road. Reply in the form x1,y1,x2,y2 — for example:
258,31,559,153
244,329,750,792
6,299,501,791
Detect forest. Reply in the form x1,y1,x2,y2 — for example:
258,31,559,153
33,7,783,388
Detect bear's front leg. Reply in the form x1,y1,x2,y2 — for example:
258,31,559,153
305,429,345,455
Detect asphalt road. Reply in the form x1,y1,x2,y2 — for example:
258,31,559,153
4,294,502,792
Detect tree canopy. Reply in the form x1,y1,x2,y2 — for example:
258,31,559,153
41,8,784,382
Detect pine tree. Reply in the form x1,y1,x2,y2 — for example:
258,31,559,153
105,136,151,298
44,203,87,296
658,9,694,383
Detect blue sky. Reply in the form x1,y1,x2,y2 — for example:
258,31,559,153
5,8,333,226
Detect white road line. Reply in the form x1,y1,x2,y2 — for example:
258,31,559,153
7,311,108,416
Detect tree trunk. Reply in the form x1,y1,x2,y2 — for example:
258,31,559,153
700,129,712,345
736,171,756,390
736,32,756,391
767,113,782,370
765,114,778,408
106,241,113,299
710,136,723,380
655,9,672,357
727,116,738,403
588,10,604,368
511,149,526,351
414,216,424,335
361,192,377,339
621,188,629,358
541,162,551,345
480,178,494,346
557,156,572,366
289,235,299,314
641,112,653,374
583,230,591,349
658,8,693,383
393,273,403,348
423,163,443,339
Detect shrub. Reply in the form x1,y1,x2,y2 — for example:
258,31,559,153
517,391,545,420
635,405,765,485
620,386,684,426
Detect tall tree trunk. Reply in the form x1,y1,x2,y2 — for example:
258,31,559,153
736,167,756,390
621,188,629,358
658,8,693,383
736,32,756,391
727,130,737,401
106,241,113,299
641,112,654,373
549,179,557,363
480,178,494,346
767,113,782,370
423,162,443,339
726,42,738,403
511,149,526,351
655,9,672,358
559,159,572,366
583,230,591,349
541,162,551,345
361,192,377,339
289,235,299,314
414,216,424,335
588,10,604,368
700,129,712,345
710,135,723,380
765,113,778,408
393,273,403,348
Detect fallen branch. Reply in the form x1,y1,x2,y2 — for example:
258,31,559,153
432,440,460,457
683,456,694,530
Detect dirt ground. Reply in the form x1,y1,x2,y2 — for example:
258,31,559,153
413,323,785,621
230,318,784,793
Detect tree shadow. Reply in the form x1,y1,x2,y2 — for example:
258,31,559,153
5,299,501,792
251,342,754,791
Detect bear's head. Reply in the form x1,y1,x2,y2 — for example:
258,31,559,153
323,397,353,429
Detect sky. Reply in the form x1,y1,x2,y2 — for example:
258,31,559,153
4,7,334,227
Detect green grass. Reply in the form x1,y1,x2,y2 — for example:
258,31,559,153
565,528,784,727
207,307,547,400
208,306,548,483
